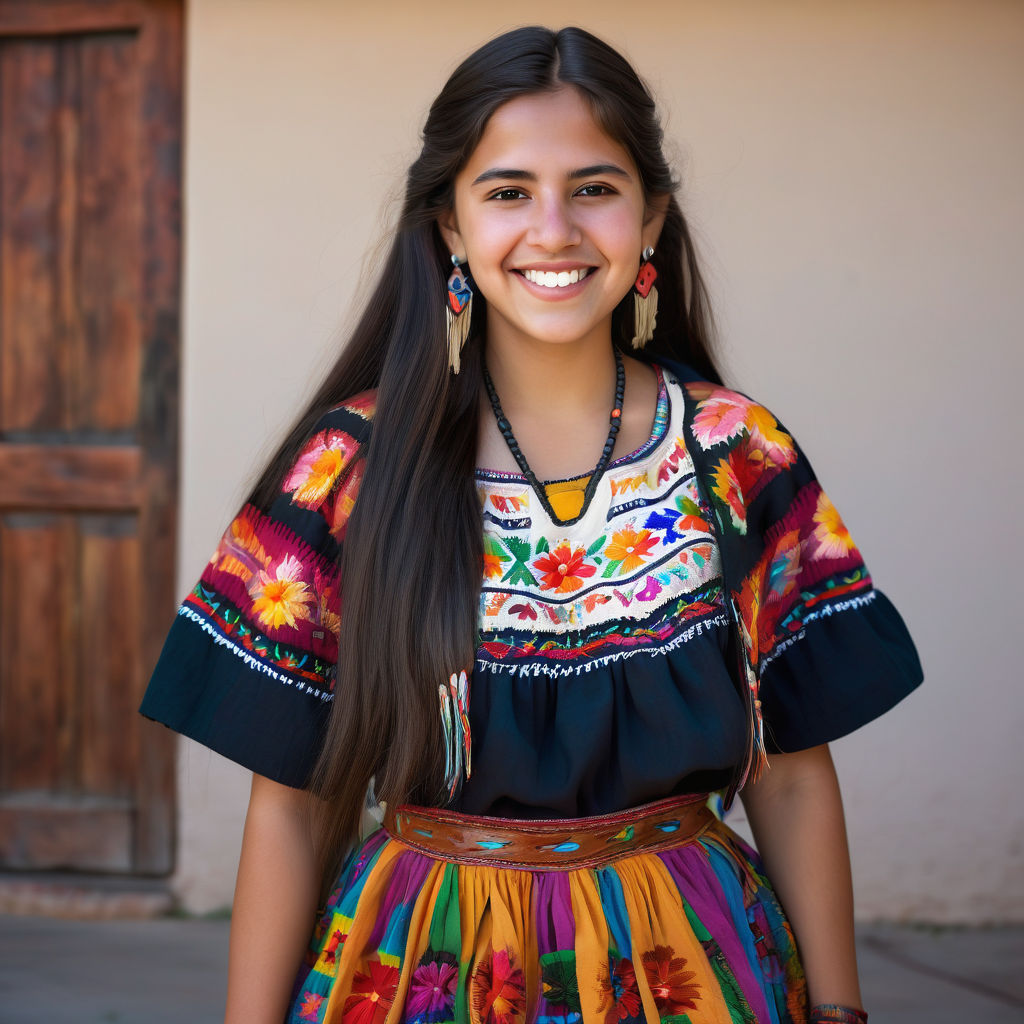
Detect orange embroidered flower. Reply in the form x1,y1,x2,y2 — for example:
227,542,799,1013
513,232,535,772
533,543,596,593
812,490,856,560
604,526,659,573
250,555,313,630
285,429,358,508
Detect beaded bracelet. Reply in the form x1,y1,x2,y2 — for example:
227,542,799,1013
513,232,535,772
810,1005,868,1024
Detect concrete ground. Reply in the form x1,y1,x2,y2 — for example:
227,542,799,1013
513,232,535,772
0,914,1021,1023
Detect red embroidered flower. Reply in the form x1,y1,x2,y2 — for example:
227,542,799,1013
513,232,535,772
533,543,596,593
341,959,399,1024
322,928,344,965
640,945,701,1015
470,948,527,1024
602,957,642,1022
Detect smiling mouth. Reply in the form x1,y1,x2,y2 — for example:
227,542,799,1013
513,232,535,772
520,267,592,289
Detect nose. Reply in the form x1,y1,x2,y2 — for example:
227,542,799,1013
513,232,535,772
526,193,582,252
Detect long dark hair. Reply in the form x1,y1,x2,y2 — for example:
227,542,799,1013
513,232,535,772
248,26,723,874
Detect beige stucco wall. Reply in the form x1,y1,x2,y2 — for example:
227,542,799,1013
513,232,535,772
173,0,1024,920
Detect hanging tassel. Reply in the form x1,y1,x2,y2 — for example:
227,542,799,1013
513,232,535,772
439,670,473,799
724,597,768,809
451,670,472,780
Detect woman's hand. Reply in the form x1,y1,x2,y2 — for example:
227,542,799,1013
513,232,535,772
740,743,865,1011
224,772,321,1024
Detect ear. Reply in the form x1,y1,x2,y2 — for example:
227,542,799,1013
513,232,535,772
642,193,670,251
437,209,465,261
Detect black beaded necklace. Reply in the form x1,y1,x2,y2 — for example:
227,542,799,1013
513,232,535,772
482,348,626,527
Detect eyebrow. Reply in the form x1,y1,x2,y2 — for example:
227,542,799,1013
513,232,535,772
470,163,633,186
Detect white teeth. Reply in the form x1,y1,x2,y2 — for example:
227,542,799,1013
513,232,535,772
522,268,590,288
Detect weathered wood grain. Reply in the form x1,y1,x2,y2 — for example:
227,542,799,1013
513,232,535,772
0,0,182,876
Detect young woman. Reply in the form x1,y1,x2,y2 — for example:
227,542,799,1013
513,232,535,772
141,26,922,1024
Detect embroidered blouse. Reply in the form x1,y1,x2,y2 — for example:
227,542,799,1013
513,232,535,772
140,363,922,816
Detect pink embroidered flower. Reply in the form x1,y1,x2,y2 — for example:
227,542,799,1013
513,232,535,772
298,990,323,1021
407,955,458,1019
691,390,754,449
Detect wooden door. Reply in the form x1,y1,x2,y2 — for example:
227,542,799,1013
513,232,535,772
0,0,181,874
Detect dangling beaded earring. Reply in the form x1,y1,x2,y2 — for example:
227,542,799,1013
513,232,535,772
446,255,473,374
631,246,659,349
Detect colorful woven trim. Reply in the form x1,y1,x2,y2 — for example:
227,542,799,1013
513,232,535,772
810,1004,868,1023
385,794,714,870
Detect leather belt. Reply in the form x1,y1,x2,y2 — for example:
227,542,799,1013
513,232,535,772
384,793,715,871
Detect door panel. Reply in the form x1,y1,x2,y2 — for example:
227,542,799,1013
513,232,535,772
0,0,181,875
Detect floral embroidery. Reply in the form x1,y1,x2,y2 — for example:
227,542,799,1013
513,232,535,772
688,383,797,536
215,514,269,579
477,392,726,677
478,584,725,675
330,457,364,541
610,472,647,497
534,543,597,594
599,957,642,1023
690,390,753,449
298,990,324,1021
407,952,458,1021
250,554,314,630
540,951,582,1015
732,481,871,668
285,428,360,507
320,928,345,966
170,398,370,700
489,492,529,514
603,526,659,575
470,948,527,1024
640,945,701,1016
342,959,400,1024
811,489,856,560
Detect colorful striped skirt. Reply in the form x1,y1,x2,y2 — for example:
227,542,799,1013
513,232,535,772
286,794,807,1024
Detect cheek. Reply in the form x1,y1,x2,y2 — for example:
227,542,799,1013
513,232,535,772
466,229,514,277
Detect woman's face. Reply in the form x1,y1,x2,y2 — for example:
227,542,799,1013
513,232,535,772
440,87,665,355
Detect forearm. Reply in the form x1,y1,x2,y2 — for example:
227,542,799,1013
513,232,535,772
740,744,862,1010
225,773,321,1024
